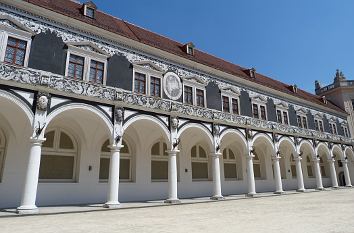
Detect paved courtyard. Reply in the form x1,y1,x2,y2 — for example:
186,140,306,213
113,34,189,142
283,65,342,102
1,188,354,233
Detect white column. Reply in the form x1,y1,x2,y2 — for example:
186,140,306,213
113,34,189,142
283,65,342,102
17,138,45,214
246,155,256,196
295,156,305,192
272,156,284,194
314,158,324,190
165,150,180,203
104,145,123,208
210,152,223,200
342,160,352,187
328,159,339,188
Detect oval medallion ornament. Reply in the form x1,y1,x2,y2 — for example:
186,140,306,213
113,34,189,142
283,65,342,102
163,72,182,100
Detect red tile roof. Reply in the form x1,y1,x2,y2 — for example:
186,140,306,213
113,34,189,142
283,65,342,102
24,0,346,114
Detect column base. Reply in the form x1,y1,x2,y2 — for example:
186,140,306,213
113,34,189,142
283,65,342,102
210,195,224,200
296,189,306,192
16,205,39,215
246,192,258,197
316,187,324,191
331,186,339,189
274,191,285,195
346,185,353,188
164,199,181,204
103,202,120,208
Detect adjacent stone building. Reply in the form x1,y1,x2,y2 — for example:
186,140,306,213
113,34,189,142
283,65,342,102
0,0,353,214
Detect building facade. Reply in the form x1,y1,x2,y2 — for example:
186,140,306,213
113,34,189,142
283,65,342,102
0,0,354,214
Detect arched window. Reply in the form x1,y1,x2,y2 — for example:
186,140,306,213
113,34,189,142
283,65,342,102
100,139,131,181
306,156,314,178
319,157,327,177
151,141,168,181
40,129,78,181
223,148,237,179
290,154,296,178
253,153,261,179
0,129,6,182
191,145,209,180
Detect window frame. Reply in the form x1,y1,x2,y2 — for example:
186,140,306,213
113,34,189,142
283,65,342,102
314,118,324,132
64,44,109,85
182,79,207,107
276,107,289,125
342,125,349,137
252,102,267,120
222,148,238,180
221,91,240,115
132,65,163,98
0,21,33,67
329,121,337,135
100,139,132,183
40,128,78,183
296,112,308,129
191,144,209,181
150,141,169,182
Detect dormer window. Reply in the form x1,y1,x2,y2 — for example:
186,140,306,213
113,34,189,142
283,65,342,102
289,84,298,93
85,7,95,18
183,42,195,55
83,1,97,19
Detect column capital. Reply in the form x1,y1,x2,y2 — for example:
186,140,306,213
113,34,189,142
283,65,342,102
341,159,348,164
29,137,46,145
294,156,302,161
109,144,124,152
327,158,335,163
210,152,222,158
166,149,180,155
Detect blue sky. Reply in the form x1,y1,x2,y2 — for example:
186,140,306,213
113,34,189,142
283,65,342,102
90,0,354,93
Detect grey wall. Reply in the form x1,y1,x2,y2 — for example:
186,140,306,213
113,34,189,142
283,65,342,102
323,117,330,133
337,119,344,136
240,91,252,117
307,112,315,130
28,32,67,75
266,98,276,122
288,105,298,126
106,54,133,90
206,82,221,111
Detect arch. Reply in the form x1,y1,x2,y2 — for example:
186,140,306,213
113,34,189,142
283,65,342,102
177,123,213,150
219,129,247,150
252,133,274,148
315,142,331,160
344,147,354,160
299,140,315,157
331,145,344,160
123,114,170,142
278,137,296,153
46,103,113,138
0,90,33,125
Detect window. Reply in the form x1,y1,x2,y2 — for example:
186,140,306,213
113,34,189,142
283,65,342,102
306,156,314,178
290,155,297,178
85,7,95,18
184,85,193,105
222,95,240,115
99,139,131,181
342,126,350,137
314,119,324,132
253,153,262,179
183,80,207,107
89,60,104,84
134,72,146,94
151,141,168,181
191,145,209,180
4,37,27,66
223,148,238,179
222,96,230,113
319,157,326,177
196,89,205,107
329,122,337,135
296,114,308,129
68,54,85,80
40,129,77,182
65,43,109,84
150,76,161,97
0,129,6,182
276,109,289,125
252,103,267,120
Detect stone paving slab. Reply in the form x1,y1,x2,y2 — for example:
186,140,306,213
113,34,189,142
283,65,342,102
0,188,328,218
